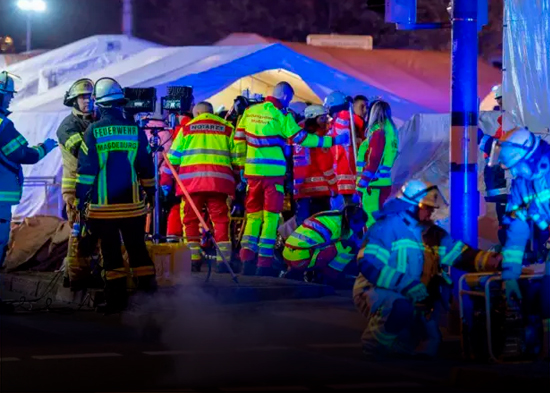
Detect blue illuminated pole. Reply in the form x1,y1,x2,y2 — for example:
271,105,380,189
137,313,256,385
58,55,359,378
450,0,479,247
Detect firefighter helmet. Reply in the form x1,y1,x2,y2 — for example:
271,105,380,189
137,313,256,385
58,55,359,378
93,77,126,106
323,91,348,109
304,104,327,119
397,179,448,209
64,78,94,107
288,101,308,117
490,127,539,169
0,71,19,95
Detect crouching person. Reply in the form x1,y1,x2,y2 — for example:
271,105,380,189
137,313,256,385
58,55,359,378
283,204,367,284
353,179,502,359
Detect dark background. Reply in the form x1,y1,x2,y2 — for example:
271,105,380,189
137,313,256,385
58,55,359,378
0,0,502,64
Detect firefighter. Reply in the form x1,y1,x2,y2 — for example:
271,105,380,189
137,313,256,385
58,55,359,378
161,101,240,273
56,78,98,290
76,77,156,314
478,85,520,245
293,104,336,226
235,82,350,276
487,127,550,359
0,71,57,267
283,204,367,283
353,179,501,359
356,100,399,227
325,91,365,207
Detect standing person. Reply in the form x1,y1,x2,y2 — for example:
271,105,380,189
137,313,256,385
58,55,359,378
235,82,349,276
354,179,501,359
76,77,156,314
353,95,369,134
161,102,240,273
293,104,336,226
57,78,97,290
478,85,520,245
356,100,398,228
0,71,57,267
325,91,365,208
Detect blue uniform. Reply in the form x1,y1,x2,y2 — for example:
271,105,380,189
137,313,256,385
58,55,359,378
353,198,494,356
0,109,49,266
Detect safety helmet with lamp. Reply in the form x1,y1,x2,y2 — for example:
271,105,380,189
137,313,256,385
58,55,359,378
63,78,94,107
323,91,348,110
488,127,539,170
304,104,327,119
0,71,19,95
92,77,126,106
397,179,448,209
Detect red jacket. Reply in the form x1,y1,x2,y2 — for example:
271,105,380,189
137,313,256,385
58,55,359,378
292,122,336,199
328,110,365,195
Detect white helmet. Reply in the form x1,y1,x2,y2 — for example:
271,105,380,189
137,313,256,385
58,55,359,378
0,71,18,95
397,179,448,209
493,84,503,99
288,101,308,117
93,77,125,106
490,127,539,169
304,104,327,119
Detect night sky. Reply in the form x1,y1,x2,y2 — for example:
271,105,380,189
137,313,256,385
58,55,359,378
0,0,121,52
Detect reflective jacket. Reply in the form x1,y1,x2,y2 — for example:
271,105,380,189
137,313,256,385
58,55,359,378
235,97,333,178
501,141,550,279
161,113,239,197
56,109,93,203
328,110,365,195
75,108,155,219
353,198,494,297
0,110,48,206
292,122,336,199
283,210,358,272
356,120,398,190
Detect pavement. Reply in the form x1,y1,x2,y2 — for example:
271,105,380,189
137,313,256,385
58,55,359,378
0,271,549,392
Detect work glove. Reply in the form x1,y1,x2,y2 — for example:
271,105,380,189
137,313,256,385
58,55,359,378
161,185,171,197
405,281,429,303
333,132,350,146
504,279,522,306
42,138,58,154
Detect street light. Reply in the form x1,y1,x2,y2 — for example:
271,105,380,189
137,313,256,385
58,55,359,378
17,0,46,52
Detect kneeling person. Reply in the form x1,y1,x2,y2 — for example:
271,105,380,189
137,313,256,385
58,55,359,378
353,180,501,359
283,204,366,283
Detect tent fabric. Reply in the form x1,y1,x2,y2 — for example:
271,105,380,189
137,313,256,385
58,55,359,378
6,35,158,103
503,0,550,134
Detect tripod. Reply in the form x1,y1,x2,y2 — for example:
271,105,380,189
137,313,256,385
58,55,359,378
148,127,167,244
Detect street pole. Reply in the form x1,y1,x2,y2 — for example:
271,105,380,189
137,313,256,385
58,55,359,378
450,0,479,247
26,13,31,52
122,0,133,37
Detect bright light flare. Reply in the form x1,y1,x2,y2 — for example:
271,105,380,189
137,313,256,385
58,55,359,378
17,0,46,12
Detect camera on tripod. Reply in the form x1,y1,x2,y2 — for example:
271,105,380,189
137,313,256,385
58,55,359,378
123,87,157,116
161,86,194,113
226,91,265,124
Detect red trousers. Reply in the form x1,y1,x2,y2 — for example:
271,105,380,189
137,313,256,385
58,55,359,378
166,202,183,236
183,192,229,243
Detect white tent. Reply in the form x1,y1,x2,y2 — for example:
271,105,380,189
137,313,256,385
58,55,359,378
5,35,159,103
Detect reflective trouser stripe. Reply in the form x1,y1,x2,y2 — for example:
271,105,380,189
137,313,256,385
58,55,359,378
131,265,155,277
242,211,263,253
258,211,279,258
105,268,127,280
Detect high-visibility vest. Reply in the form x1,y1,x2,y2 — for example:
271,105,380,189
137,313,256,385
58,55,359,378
235,99,331,178
283,210,355,272
357,119,398,188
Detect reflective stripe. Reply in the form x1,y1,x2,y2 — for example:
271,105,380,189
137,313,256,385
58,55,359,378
246,158,287,166
234,131,245,140
486,188,508,197
336,175,356,181
0,191,21,202
1,138,22,156
258,246,275,257
303,219,332,242
131,265,156,277
180,148,231,157
33,146,45,160
64,133,83,150
245,133,285,148
105,268,127,280
441,241,466,266
140,178,155,188
76,174,95,185
291,232,319,246
300,186,330,193
80,142,89,155
362,244,390,264
377,265,397,288
503,248,524,265
178,171,235,182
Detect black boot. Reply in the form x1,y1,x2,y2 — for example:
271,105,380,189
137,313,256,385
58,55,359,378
136,274,158,294
97,278,128,315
